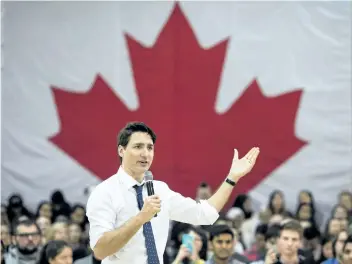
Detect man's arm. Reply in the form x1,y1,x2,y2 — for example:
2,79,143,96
87,186,161,260
208,148,259,212
93,214,145,260
167,148,259,225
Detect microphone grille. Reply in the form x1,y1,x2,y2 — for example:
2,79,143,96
144,171,153,181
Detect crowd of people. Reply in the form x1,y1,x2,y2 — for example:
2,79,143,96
1,185,351,264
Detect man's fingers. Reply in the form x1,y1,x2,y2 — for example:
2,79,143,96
246,147,260,161
233,149,239,160
244,147,255,160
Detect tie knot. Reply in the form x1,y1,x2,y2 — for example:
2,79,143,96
133,184,143,195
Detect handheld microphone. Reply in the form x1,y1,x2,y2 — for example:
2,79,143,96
144,171,157,217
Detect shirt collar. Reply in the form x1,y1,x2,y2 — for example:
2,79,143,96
117,166,145,190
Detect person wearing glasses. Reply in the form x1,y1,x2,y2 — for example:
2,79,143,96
4,219,42,264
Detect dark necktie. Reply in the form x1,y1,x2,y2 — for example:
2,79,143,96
133,185,160,264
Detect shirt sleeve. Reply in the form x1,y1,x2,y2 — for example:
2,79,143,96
165,183,219,225
86,185,116,249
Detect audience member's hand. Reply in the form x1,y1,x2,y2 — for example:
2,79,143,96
264,248,277,264
174,244,191,263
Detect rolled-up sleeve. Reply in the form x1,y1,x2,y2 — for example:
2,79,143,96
166,184,219,225
86,185,116,249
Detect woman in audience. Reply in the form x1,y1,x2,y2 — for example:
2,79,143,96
36,201,53,221
318,236,334,263
38,240,72,264
322,230,348,264
331,204,349,220
46,222,69,242
172,227,206,264
296,202,317,228
267,190,291,216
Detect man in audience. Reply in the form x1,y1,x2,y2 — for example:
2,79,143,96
4,219,42,264
259,220,312,264
206,225,249,264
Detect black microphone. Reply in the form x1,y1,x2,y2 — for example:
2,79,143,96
144,171,157,217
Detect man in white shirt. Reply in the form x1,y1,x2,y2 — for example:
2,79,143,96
86,122,260,264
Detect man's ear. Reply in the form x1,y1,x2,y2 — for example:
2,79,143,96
118,145,125,159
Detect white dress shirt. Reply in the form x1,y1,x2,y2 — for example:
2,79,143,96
86,167,219,264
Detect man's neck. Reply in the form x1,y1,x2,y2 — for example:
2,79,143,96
213,255,230,264
121,165,144,183
280,253,299,264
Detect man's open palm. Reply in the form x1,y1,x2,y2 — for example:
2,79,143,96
229,147,260,181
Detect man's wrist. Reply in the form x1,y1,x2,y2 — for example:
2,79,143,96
225,177,237,187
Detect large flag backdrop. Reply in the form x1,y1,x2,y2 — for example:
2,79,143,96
2,1,351,218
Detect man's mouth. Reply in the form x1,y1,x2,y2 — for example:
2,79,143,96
138,161,148,165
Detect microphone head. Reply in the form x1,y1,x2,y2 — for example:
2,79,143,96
144,171,153,181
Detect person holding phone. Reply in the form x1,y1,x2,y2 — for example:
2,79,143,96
172,229,206,264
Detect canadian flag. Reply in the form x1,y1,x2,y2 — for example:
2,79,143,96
1,2,351,221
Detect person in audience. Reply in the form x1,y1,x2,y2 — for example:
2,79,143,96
325,218,342,238
244,224,267,261
302,225,321,262
206,225,249,264
331,205,349,221
267,191,288,216
70,205,87,232
195,182,213,202
172,227,206,264
1,222,11,250
322,230,348,264
68,223,83,251
7,194,33,224
38,240,72,264
318,236,334,263
36,216,52,245
296,203,317,228
1,205,9,225
338,191,352,217
50,190,71,223
4,219,42,264
46,222,69,243
341,235,352,264
36,202,53,221
262,220,314,264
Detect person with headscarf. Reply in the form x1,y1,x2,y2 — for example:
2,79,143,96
6,194,33,224
50,190,71,223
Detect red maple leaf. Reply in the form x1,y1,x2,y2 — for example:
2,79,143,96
50,3,307,201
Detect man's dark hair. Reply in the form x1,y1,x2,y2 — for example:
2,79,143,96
209,225,234,241
13,219,40,235
280,219,303,238
265,224,281,241
255,223,268,235
117,122,157,162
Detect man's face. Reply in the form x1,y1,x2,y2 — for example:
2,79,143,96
211,234,234,260
342,242,352,264
277,230,300,257
119,132,154,175
15,224,41,251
